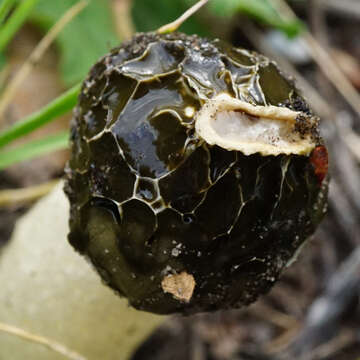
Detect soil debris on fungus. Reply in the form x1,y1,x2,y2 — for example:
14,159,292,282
161,271,196,303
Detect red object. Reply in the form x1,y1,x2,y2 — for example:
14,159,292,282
310,146,328,185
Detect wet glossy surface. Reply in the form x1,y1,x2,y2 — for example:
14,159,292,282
65,32,329,314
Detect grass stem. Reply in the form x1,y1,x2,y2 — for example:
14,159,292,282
0,131,69,170
0,0,40,52
0,0,87,117
0,0,17,25
0,84,79,149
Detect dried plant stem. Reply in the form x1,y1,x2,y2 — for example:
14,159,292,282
112,0,135,40
253,302,299,330
288,244,360,356
0,322,87,360
304,33,360,116
0,179,59,207
270,0,360,120
319,0,360,19
265,325,300,353
157,0,208,34
0,63,11,91
341,128,360,163
305,329,355,360
243,20,332,120
0,0,88,118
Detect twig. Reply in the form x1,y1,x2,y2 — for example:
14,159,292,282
269,0,360,120
112,0,135,40
265,325,300,354
252,302,299,330
306,329,355,360
0,63,11,91
320,0,360,19
287,245,360,356
157,0,208,34
190,328,207,360
243,20,332,120
308,0,328,47
331,49,360,89
0,179,59,207
329,119,360,217
329,111,360,191
328,179,360,245
0,321,87,360
251,302,301,353
0,0,87,118
304,33,360,116
340,126,360,163
306,0,360,208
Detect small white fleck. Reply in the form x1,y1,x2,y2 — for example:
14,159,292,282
171,248,180,257
184,106,195,118
162,265,173,275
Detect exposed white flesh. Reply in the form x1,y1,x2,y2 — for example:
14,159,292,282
195,93,316,156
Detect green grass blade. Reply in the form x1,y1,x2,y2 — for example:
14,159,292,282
30,0,119,86
0,0,17,25
0,0,40,52
0,83,80,149
209,0,303,37
239,0,304,37
0,131,69,170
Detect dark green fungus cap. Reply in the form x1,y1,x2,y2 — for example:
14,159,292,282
64,32,329,315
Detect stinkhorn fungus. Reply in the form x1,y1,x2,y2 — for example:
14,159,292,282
64,32,329,314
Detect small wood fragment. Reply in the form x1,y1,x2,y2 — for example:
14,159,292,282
161,271,196,303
